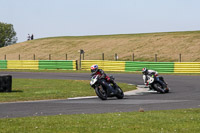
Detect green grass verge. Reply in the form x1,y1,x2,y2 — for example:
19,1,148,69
0,109,200,133
0,78,136,102
1,69,200,76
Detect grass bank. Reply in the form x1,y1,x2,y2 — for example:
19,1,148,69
0,78,136,102
0,108,199,133
0,31,200,62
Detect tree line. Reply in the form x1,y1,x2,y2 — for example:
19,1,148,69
0,22,17,48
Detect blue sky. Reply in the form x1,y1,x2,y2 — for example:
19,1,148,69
1,0,200,42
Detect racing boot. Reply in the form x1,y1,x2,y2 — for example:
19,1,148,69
109,84,118,96
109,79,118,89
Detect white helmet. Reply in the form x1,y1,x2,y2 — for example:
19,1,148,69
142,67,148,75
91,64,98,74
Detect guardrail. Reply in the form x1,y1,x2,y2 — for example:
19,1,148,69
81,60,125,71
174,62,200,73
0,60,77,70
1,60,200,73
125,61,174,73
81,60,200,73
0,60,7,69
39,60,76,70
7,60,39,70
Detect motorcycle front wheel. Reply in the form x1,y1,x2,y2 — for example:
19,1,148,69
154,82,165,93
116,86,124,99
165,87,170,93
95,85,107,100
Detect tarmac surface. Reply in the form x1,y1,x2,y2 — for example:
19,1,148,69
0,71,199,118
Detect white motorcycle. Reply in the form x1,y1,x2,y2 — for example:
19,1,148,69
143,74,170,93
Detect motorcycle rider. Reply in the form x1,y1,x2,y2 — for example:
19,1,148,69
90,64,118,95
142,67,167,86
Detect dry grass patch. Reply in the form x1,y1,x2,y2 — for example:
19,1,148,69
0,31,200,61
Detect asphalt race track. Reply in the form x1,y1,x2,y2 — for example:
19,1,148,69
0,71,199,118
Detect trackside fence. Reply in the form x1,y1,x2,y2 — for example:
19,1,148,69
39,60,76,70
0,60,77,70
81,60,125,71
125,61,174,73
0,60,7,69
174,62,200,73
1,60,200,73
81,60,200,73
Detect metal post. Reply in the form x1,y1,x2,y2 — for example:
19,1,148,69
49,54,51,60
79,52,81,70
179,54,181,62
4,55,6,60
33,54,35,60
66,54,67,60
79,49,84,70
115,53,118,61
102,53,104,60
19,54,20,60
132,53,134,61
76,60,78,70
155,54,157,62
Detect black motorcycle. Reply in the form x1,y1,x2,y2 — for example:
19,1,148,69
90,75,124,100
143,74,170,93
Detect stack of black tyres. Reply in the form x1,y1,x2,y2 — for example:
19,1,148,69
0,75,12,92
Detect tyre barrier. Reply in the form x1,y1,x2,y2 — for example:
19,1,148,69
0,75,12,92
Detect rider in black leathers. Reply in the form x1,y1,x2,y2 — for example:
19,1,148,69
91,64,118,95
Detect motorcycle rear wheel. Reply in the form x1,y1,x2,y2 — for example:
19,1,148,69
95,85,107,100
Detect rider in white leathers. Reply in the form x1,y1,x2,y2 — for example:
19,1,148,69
142,67,167,87
142,68,158,85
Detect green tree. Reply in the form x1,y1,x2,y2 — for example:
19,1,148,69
0,22,17,47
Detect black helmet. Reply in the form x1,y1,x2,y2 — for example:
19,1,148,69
142,67,148,75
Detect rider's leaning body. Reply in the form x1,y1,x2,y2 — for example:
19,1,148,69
142,67,158,86
142,67,166,86
91,68,109,81
90,64,117,94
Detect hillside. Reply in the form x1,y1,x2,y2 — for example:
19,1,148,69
0,31,200,62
